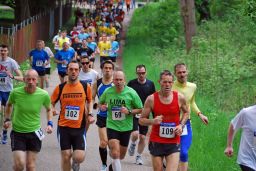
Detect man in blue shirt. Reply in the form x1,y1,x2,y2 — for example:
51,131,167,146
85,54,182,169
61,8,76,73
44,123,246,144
55,42,76,83
29,40,49,89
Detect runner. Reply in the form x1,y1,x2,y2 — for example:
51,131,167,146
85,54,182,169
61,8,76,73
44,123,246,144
172,63,208,171
79,56,99,85
3,69,53,171
98,34,111,64
99,70,143,171
42,41,54,88
127,64,155,165
58,30,72,50
92,60,114,171
224,105,256,171
51,61,94,171
0,44,23,145
55,42,76,83
109,36,119,63
139,70,189,171
29,40,50,89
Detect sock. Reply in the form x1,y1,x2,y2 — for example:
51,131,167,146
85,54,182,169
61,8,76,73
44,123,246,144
99,147,107,165
112,159,121,171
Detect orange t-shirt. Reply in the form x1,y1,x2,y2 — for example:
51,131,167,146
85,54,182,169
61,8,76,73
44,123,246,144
51,82,92,128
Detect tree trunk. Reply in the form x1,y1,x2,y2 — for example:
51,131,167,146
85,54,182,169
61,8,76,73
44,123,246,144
14,0,31,24
180,0,196,53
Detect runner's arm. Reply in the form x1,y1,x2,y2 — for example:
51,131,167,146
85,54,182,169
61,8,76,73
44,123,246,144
224,123,235,157
12,69,23,81
139,95,162,126
3,100,13,129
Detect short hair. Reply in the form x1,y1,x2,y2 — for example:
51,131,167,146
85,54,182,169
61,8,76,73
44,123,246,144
160,70,173,80
0,44,8,49
67,60,81,69
174,63,187,72
136,64,146,71
80,56,90,61
100,60,115,70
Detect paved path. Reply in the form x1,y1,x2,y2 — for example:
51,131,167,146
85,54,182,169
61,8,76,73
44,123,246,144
0,5,153,171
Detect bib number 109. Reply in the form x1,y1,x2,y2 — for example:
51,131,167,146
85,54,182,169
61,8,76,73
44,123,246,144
159,122,176,138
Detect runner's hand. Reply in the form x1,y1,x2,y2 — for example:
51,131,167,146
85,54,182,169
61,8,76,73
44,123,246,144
52,108,59,116
174,124,183,136
120,106,129,114
100,104,108,111
88,115,95,124
152,115,163,125
3,121,11,129
199,113,209,125
46,125,53,134
224,146,233,157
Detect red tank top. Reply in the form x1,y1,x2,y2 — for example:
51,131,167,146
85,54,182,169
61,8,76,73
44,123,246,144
149,91,180,144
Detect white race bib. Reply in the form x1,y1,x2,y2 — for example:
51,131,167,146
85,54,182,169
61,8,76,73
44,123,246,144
36,60,44,67
0,77,7,85
81,52,88,56
62,60,67,68
135,114,141,119
112,106,125,121
65,106,80,120
35,128,45,141
159,122,176,138
181,125,188,136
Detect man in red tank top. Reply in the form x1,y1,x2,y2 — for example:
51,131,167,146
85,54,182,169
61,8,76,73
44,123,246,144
139,70,189,171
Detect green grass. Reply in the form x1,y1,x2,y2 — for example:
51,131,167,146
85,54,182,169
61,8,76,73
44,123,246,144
0,8,14,20
122,1,247,170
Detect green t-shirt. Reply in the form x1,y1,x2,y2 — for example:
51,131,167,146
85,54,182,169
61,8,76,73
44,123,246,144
8,86,51,133
100,86,143,132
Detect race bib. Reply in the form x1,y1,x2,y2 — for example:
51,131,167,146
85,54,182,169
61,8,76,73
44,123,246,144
35,128,45,141
62,60,67,68
65,106,80,120
36,60,44,67
112,106,125,121
159,122,176,138
103,50,108,55
181,125,188,136
81,52,88,56
0,77,7,85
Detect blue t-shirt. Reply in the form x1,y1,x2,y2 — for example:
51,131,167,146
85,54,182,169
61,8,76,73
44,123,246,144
55,49,75,72
78,33,90,41
97,78,114,117
29,49,49,71
109,41,119,57
87,42,97,52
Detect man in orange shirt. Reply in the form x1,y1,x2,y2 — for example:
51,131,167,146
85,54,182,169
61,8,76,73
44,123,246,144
51,61,94,171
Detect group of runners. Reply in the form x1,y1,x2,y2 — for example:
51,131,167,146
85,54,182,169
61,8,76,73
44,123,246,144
0,1,255,171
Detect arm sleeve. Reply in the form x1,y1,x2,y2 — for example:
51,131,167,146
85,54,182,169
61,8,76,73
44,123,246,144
231,109,244,131
86,84,92,103
190,93,200,114
132,91,143,109
99,90,106,104
51,86,60,104
8,90,15,104
43,93,51,108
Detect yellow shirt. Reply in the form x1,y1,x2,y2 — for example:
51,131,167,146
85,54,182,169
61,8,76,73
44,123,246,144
58,37,70,50
172,80,200,117
98,41,111,56
107,27,118,36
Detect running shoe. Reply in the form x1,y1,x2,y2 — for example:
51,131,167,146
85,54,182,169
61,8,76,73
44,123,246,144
100,164,107,171
1,130,7,144
128,143,136,156
135,155,143,165
72,162,80,171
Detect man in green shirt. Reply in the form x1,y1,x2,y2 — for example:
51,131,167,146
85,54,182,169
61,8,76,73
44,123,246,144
3,69,53,171
100,70,143,171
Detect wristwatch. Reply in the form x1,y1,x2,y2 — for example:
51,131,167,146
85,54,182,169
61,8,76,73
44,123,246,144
128,109,132,115
88,113,93,117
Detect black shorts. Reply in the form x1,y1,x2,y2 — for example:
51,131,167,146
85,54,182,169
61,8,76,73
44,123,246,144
57,126,86,151
132,117,148,135
96,115,107,128
58,71,67,78
239,165,255,171
107,128,131,147
10,130,42,152
148,141,180,157
36,70,46,76
45,67,51,75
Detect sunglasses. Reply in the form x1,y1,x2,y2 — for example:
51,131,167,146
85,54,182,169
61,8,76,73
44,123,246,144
137,72,146,75
81,62,90,65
